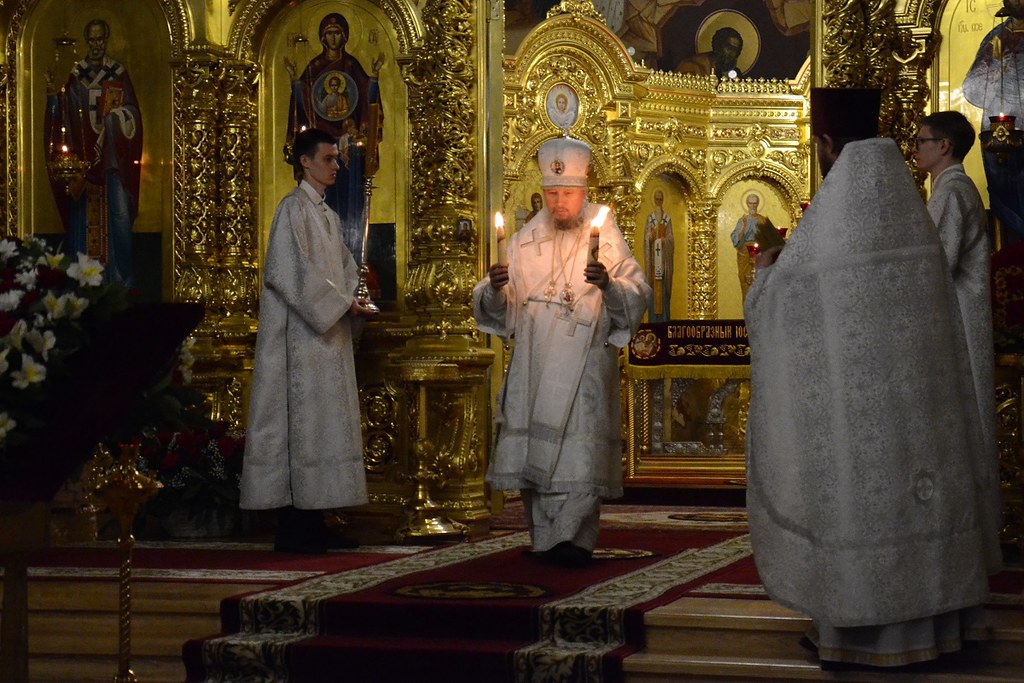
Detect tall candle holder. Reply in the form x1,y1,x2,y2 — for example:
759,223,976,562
980,115,1024,164
355,172,380,313
354,98,382,313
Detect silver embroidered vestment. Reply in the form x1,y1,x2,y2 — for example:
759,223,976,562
240,182,368,510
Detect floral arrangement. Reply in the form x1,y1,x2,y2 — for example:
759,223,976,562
0,236,130,457
135,420,246,527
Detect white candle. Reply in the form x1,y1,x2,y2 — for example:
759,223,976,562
589,206,609,265
495,211,507,265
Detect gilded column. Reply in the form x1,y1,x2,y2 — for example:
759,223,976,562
172,56,221,327
216,60,260,338
0,62,10,238
687,199,719,319
209,60,260,427
402,0,479,337
820,0,925,160
172,54,255,426
390,0,494,538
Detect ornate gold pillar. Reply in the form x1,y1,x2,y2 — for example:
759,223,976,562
0,62,10,239
686,199,719,319
387,0,494,538
172,54,258,427
819,0,932,160
996,356,1024,555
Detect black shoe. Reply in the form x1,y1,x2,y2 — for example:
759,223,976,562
543,541,592,568
322,531,359,550
273,534,328,554
274,506,330,554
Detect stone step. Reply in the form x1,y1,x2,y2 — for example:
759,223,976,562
622,653,1024,682
642,598,1024,665
0,577,275,682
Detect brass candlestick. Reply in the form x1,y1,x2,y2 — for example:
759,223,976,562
356,173,380,314
93,443,162,683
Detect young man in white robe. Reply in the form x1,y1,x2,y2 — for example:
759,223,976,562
745,89,1002,668
473,137,650,567
240,128,378,554
914,110,997,465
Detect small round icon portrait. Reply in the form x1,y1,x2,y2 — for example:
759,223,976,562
630,329,661,361
545,84,579,131
313,70,359,121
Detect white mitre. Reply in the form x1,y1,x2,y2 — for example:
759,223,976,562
538,137,591,189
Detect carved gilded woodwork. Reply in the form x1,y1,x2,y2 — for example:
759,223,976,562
996,356,1024,554
503,6,807,322
1,61,10,238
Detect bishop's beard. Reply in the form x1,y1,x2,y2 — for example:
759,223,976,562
553,203,588,232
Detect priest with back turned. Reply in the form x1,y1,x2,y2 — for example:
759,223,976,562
473,137,650,568
744,88,1002,669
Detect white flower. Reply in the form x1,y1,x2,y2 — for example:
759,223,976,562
0,347,9,375
63,294,89,319
25,329,56,360
43,292,66,320
15,269,37,290
6,319,28,350
11,355,46,389
67,253,104,287
0,239,17,260
37,252,63,268
0,412,16,443
0,290,23,312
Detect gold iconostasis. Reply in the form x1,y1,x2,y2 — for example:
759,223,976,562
1,0,1020,536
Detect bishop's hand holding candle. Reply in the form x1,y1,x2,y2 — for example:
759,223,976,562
585,205,611,289
489,211,510,290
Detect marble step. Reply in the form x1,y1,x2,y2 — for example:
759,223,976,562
622,653,1024,682
623,597,1024,681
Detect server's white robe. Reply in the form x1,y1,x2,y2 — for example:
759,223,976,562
240,181,368,510
473,204,650,500
744,139,1002,638
928,163,997,464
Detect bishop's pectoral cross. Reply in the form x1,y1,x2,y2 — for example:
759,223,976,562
556,307,593,336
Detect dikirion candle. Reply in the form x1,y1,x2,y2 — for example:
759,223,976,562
494,211,507,265
588,206,610,265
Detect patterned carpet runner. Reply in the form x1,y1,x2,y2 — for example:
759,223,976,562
184,526,755,682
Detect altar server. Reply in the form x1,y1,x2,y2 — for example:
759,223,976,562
241,127,377,554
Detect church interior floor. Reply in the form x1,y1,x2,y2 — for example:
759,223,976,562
1,503,1021,683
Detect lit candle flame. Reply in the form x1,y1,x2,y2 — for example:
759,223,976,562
588,207,609,265
495,211,507,265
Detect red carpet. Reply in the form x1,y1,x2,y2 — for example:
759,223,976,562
184,527,753,683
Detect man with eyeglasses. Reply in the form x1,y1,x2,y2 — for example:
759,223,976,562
914,110,997,470
744,89,1002,670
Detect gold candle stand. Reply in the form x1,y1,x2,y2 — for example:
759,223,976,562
93,443,162,683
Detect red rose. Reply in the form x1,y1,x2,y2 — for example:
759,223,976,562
36,266,68,290
175,430,203,457
0,312,15,337
18,290,41,311
218,435,240,459
161,452,180,471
